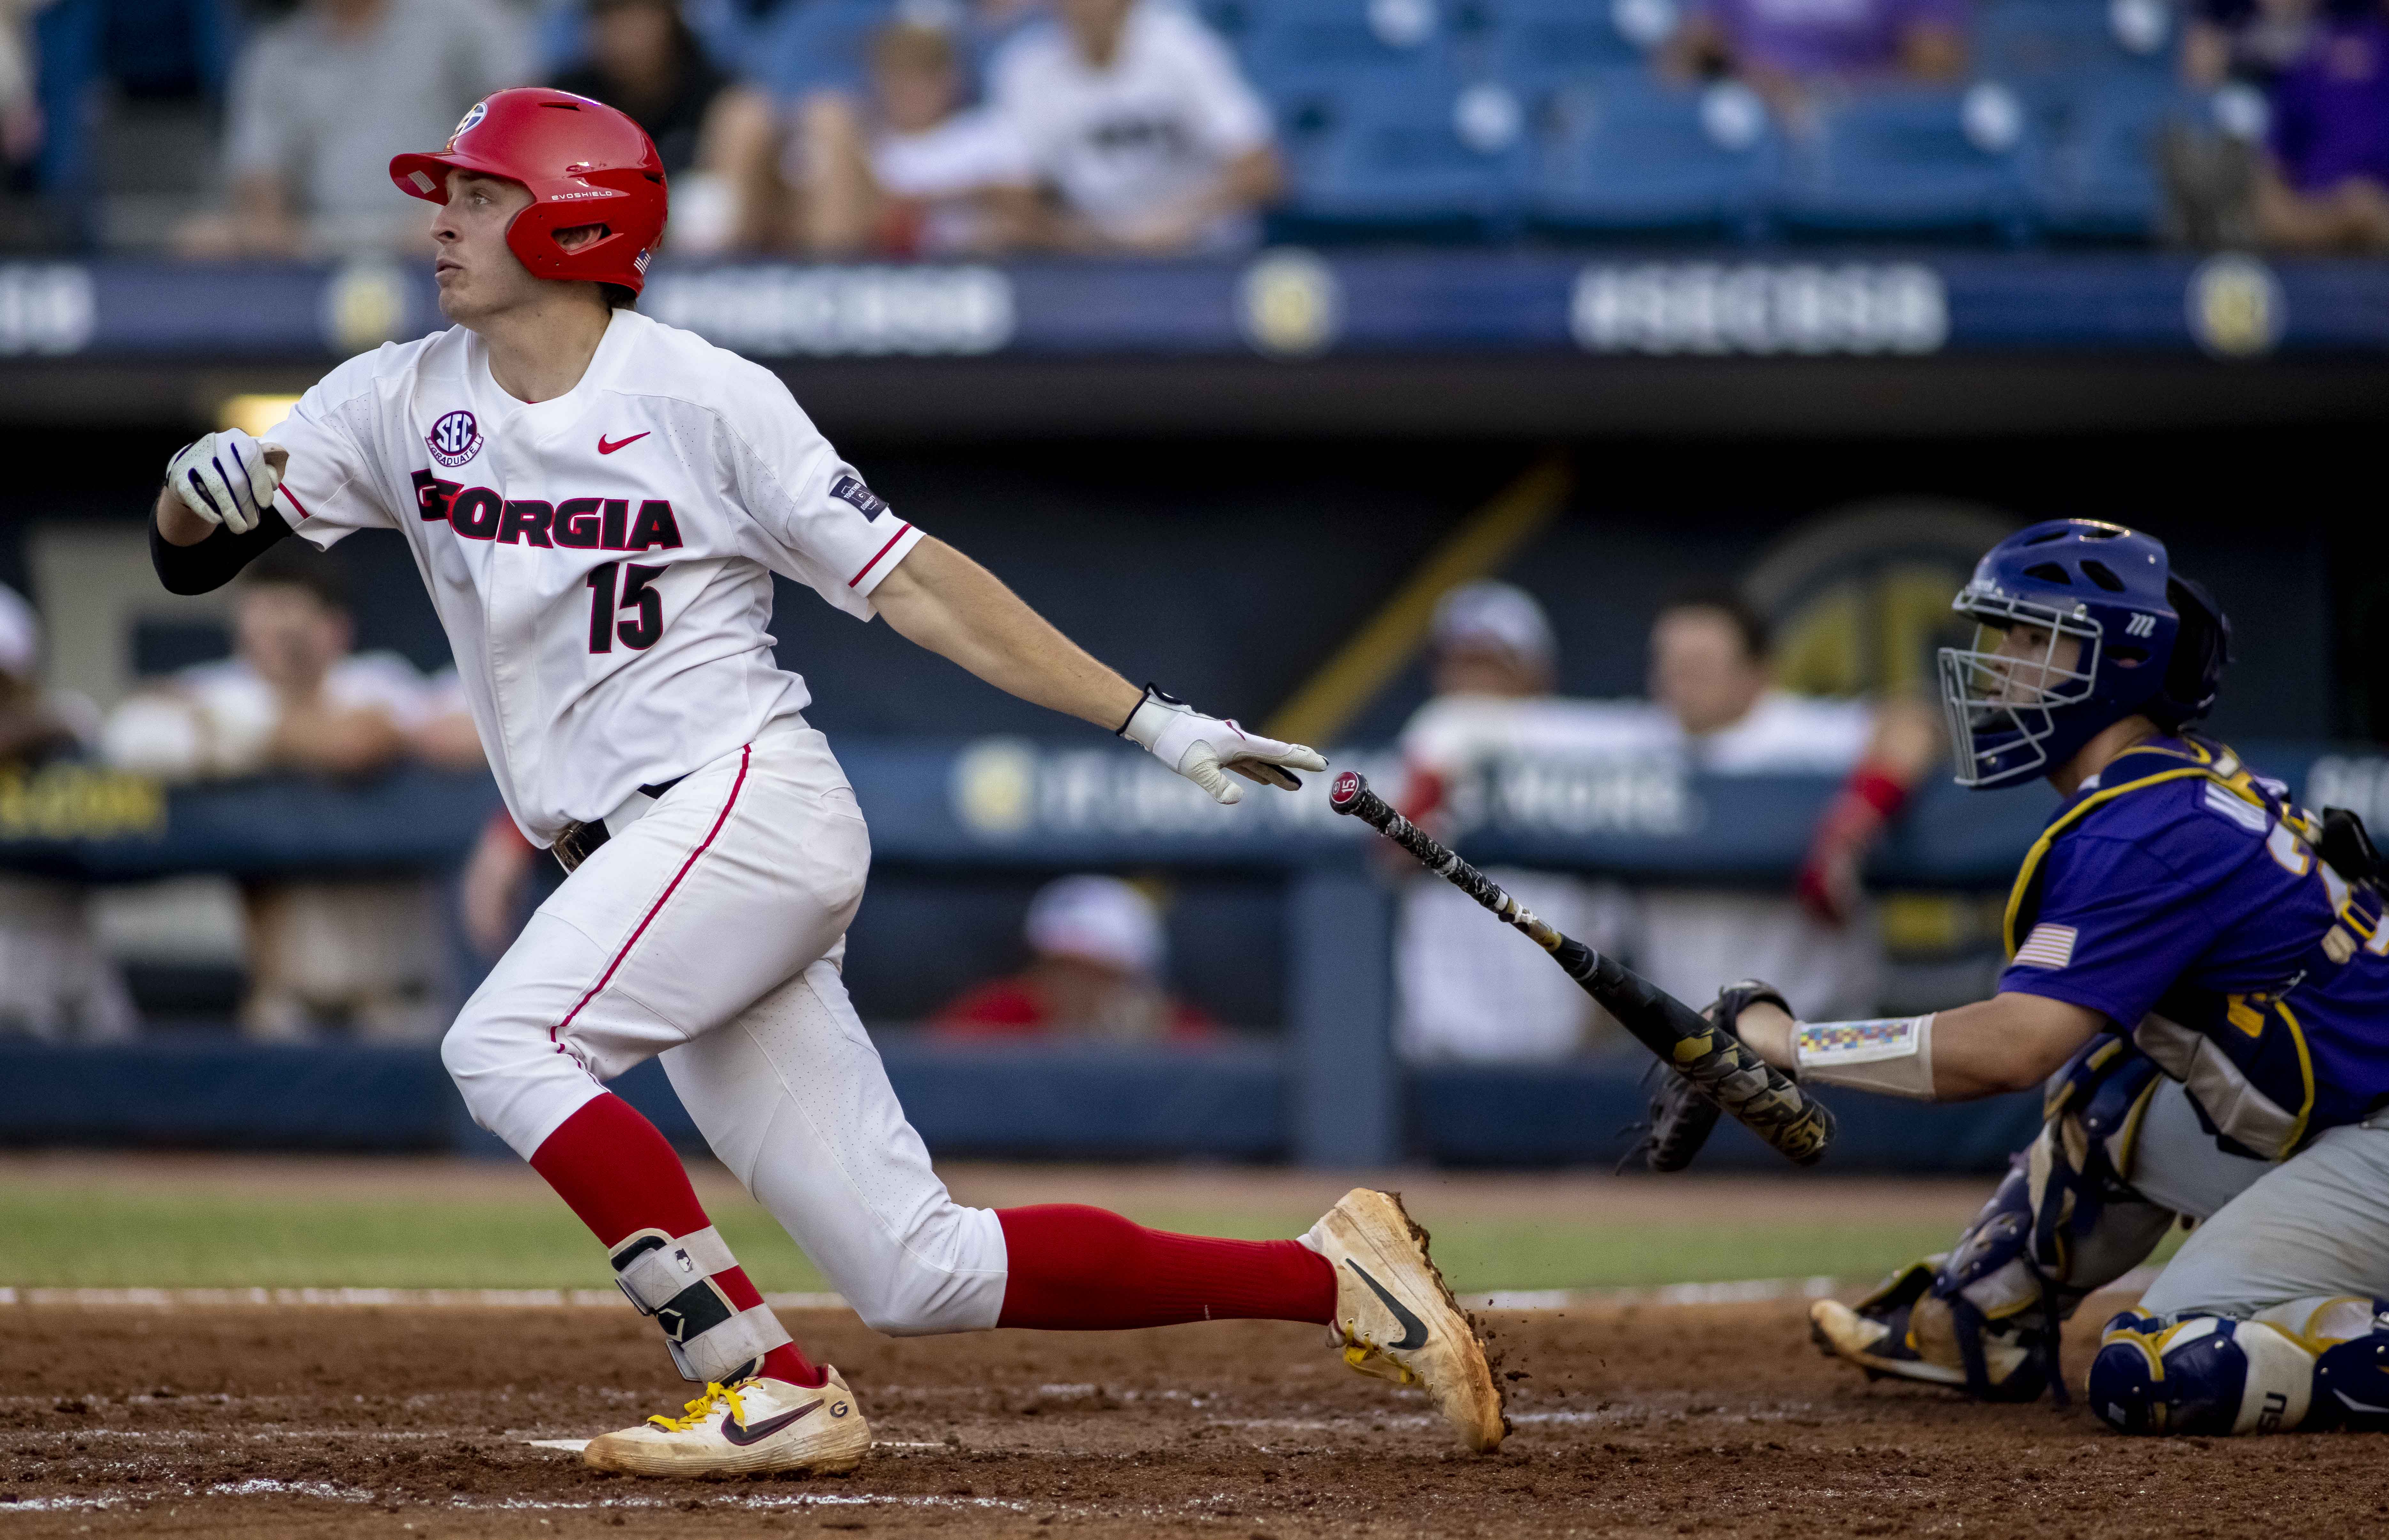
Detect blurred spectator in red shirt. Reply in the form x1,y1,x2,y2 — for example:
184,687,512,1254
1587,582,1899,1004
934,874,1214,1041
549,0,779,255
1663,0,1967,114
795,19,1033,256
2254,10,2389,249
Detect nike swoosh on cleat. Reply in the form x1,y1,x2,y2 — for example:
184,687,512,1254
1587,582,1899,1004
598,432,649,455
721,1398,823,1447
1346,1259,1429,1351
2336,1389,2389,1415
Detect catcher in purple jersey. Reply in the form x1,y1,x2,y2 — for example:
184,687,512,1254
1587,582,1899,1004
1706,518,2389,1436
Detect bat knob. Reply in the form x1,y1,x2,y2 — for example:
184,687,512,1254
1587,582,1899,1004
1328,770,1367,812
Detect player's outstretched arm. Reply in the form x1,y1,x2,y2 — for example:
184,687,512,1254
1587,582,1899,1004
872,536,1325,803
1734,991,2103,1101
872,536,1142,727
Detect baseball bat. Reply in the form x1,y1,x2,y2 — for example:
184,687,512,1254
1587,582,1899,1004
1328,770,1835,1167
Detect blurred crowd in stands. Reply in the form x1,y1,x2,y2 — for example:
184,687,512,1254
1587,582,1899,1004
0,0,2385,257
1,562,481,1042
1388,580,1938,1061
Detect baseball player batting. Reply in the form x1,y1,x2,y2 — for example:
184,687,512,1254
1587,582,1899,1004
148,89,1503,1476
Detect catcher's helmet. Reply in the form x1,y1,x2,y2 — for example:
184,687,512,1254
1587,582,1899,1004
390,89,667,295
1938,519,2230,789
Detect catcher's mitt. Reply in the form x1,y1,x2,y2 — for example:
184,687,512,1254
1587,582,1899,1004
1628,979,1794,1173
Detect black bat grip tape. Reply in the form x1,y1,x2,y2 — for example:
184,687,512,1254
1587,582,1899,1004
1331,771,1836,1167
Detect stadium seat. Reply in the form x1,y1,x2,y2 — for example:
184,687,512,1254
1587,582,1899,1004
1770,83,2038,242
1479,0,1663,101
1241,0,1462,101
1977,0,2172,123
752,0,900,97
1531,74,1779,239
2030,74,2183,240
1275,73,1531,238
32,0,234,198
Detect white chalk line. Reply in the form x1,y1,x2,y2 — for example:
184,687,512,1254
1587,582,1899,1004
523,1437,947,1454
0,1481,1033,1515
0,1276,1906,1312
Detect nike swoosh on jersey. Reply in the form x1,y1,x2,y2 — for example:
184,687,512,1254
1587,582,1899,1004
720,1397,823,1447
1345,1259,1429,1351
598,431,650,455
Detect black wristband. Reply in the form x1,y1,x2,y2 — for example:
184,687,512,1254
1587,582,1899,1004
150,501,293,596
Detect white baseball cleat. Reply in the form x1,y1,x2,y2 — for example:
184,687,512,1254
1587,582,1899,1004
1304,1188,1507,1453
582,1367,871,1478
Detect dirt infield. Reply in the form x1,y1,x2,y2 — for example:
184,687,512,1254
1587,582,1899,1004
7,1298,2383,1539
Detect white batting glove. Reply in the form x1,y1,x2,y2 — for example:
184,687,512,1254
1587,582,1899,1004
165,429,281,535
1119,686,1327,805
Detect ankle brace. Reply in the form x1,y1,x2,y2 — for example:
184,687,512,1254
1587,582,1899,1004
609,1226,792,1384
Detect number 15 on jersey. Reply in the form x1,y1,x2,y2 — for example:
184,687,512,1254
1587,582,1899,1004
588,561,665,654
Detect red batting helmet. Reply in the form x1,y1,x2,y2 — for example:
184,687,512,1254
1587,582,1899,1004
390,89,667,295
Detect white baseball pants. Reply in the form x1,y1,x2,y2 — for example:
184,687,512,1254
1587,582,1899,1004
440,719,1009,1335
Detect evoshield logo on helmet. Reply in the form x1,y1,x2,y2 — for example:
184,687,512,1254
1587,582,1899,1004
427,410,482,468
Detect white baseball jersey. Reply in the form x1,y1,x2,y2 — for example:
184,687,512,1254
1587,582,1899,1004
988,1,1272,248
265,308,924,844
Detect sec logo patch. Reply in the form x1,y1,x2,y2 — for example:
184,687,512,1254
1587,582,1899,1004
427,409,482,468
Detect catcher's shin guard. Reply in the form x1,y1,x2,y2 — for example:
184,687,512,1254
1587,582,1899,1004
1812,1167,2067,1401
2089,1311,2322,1436
1815,1159,2171,1404
2093,1295,2389,1436
1814,1036,2175,1405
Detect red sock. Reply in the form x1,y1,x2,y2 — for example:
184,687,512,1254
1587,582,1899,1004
529,1094,822,1386
995,1205,1336,1330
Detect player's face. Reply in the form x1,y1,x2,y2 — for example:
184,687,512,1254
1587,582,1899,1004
1651,607,1767,736
1057,0,1135,59
430,171,543,324
876,57,960,134
1982,622,2083,705
234,584,349,693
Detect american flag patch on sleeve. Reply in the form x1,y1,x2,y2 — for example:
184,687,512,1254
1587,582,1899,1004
2013,923,2077,969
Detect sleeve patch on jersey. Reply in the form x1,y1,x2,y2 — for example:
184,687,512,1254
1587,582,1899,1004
2013,923,2077,970
830,475,888,518
2203,780,2269,833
